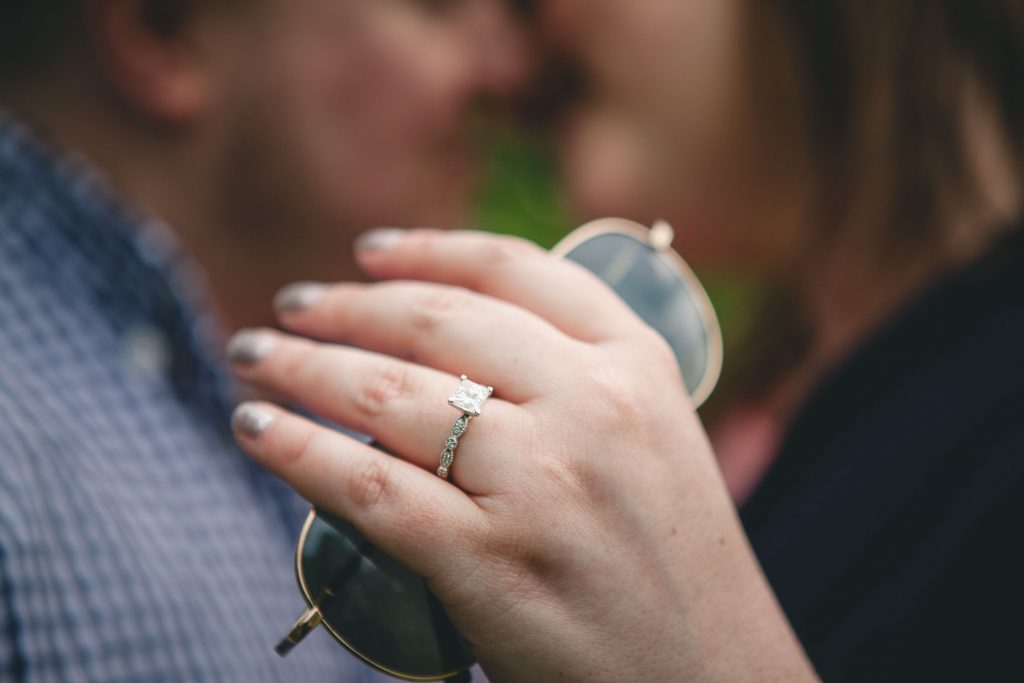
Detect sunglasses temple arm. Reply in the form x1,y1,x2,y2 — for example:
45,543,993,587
278,530,370,658
275,605,324,657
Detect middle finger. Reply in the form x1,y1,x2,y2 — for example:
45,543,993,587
273,280,577,402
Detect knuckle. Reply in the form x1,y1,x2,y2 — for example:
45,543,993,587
516,420,607,506
641,328,679,373
624,329,685,394
411,287,476,333
354,363,410,418
587,361,644,426
348,456,395,511
480,514,550,579
533,452,599,498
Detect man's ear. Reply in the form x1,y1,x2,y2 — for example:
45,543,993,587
89,0,210,124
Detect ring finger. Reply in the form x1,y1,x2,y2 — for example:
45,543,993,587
227,328,518,493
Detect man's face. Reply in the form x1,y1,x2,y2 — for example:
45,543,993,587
206,0,528,243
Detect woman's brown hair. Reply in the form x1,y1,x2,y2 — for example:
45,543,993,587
716,1,1024,407
745,0,1024,262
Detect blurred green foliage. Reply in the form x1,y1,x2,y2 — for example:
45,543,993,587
474,125,570,248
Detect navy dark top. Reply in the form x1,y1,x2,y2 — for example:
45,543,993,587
742,227,1024,681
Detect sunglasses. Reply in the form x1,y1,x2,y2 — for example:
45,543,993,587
274,218,724,681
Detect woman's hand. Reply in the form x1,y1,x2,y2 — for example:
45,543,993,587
228,226,815,682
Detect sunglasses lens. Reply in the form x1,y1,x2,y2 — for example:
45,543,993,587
298,511,473,680
560,232,717,402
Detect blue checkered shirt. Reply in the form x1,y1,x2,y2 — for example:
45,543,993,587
0,113,390,682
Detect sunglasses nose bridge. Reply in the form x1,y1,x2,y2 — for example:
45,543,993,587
275,604,325,657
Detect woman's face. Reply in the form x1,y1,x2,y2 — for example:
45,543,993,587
539,0,789,267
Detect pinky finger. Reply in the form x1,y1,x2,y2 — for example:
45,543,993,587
231,401,483,581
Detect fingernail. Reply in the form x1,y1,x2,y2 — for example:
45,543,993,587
274,281,327,314
226,329,277,366
355,228,405,254
232,403,276,438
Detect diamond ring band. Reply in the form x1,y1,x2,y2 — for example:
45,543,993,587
437,375,492,480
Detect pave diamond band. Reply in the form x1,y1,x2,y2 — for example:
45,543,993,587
438,376,492,480
437,413,471,479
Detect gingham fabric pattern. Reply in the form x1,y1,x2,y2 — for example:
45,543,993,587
0,112,388,682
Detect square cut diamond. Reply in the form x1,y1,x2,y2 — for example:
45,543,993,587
449,376,492,416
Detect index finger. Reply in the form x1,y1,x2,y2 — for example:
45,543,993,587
354,228,651,343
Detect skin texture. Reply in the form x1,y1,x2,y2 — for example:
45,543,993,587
229,226,818,682
2,0,527,331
